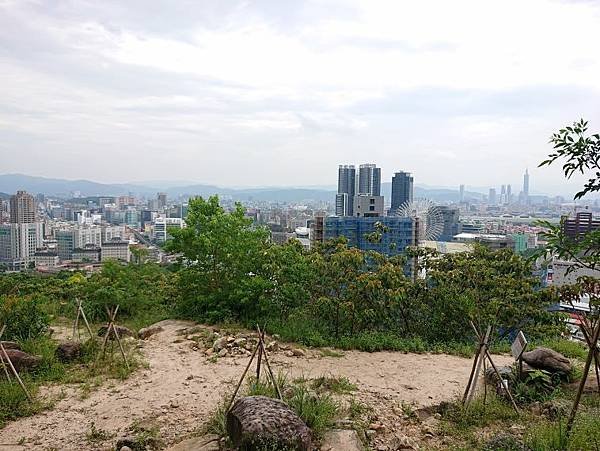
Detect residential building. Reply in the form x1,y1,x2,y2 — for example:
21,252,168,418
488,188,497,205
102,225,126,243
324,216,417,257
101,239,130,263
358,164,381,196
438,206,461,242
0,222,44,270
72,245,101,263
562,211,600,241
55,226,102,260
157,192,168,210
390,171,414,213
336,165,356,216
34,250,59,268
153,217,184,243
10,190,35,223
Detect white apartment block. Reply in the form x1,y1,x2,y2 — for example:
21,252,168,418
101,240,130,263
0,223,44,270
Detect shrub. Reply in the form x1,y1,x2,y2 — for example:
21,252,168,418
0,295,49,341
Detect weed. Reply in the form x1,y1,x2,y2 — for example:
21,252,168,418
319,348,345,358
85,421,113,443
310,375,357,394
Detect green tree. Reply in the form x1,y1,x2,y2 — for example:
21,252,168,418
166,195,269,322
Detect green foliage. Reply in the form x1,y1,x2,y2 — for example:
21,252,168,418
167,195,269,322
310,375,357,394
0,295,49,340
512,370,562,405
524,413,600,451
540,118,600,200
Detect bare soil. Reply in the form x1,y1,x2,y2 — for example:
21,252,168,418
0,320,512,450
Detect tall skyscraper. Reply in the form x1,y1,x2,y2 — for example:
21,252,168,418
488,188,497,205
10,190,35,224
523,169,530,197
506,184,512,204
459,184,465,202
157,192,168,210
336,165,356,216
390,171,414,213
358,164,381,196
500,185,506,204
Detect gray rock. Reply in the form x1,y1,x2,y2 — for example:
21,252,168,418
233,337,247,348
138,325,164,340
522,347,572,374
213,337,228,352
321,429,363,451
292,348,306,357
266,341,279,352
0,341,21,350
227,396,312,450
55,340,82,363
218,348,228,358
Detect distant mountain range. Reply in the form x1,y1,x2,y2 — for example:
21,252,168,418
0,173,487,203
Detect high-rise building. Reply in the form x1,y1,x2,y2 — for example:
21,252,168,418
459,184,465,202
10,190,35,224
506,184,512,204
488,188,497,205
500,185,506,204
438,206,461,242
157,192,168,210
336,165,356,216
390,171,414,213
358,164,381,196
523,169,530,197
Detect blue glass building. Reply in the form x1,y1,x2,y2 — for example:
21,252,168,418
324,216,417,256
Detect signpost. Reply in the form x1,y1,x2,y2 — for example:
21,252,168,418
511,331,528,378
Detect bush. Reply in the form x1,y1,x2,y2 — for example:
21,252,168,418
0,295,49,341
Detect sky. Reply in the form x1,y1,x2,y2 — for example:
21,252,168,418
1,0,600,196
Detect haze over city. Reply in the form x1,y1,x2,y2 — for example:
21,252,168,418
1,0,600,196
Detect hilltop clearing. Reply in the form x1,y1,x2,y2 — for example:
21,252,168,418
0,320,513,450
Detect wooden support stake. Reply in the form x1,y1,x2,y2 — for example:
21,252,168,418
0,326,11,382
464,325,491,406
258,336,282,400
484,349,519,413
0,339,32,401
256,326,263,382
579,320,600,395
567,319,600,437
226,340,260,412
77,299,94,340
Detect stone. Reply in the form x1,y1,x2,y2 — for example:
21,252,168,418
120,447,133,451
522,347,572,374
0,341,21,350
390,434,419,450
55,341,82,363
165,435,220,451
266,341,279,352
139,325,164,340
227,336,236,344
205,348,214,356
233,337,247,348
218,349,228,357
485,365,513,384
226,396,312,450
1,349,41,372
97,324,136,340
320,429,363,451
213,337,228,352
292,348,306,357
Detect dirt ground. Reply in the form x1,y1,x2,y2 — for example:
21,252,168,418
0,320,512,450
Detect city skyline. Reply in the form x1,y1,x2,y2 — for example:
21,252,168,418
0,1,599,195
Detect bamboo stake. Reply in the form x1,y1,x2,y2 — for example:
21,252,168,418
257,327,282,400
226,340,260,412
465,325,491,405
567,319,600,437
78,299,94,340
0,326,11,382
256,326,263,382
0,341,31,401
72,305,80,340
484,349,519,413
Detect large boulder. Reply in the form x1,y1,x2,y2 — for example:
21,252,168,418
522,347,572,374
226,396,312,450
1,349,42,372
98,324,136,340
1,341,21,351
138,325,164,340
55,341,82,363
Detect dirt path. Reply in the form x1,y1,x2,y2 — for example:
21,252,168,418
0,320,512,450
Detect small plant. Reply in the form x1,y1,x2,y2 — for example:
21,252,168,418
85,421,113,443
319,348,345,358
287,383,338,438
310,375,357,394
347,397,371,420
400,401,418,420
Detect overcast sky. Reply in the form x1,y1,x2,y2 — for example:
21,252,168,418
1,0,600,195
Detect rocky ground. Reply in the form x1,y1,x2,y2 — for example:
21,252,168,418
0,320,512,450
